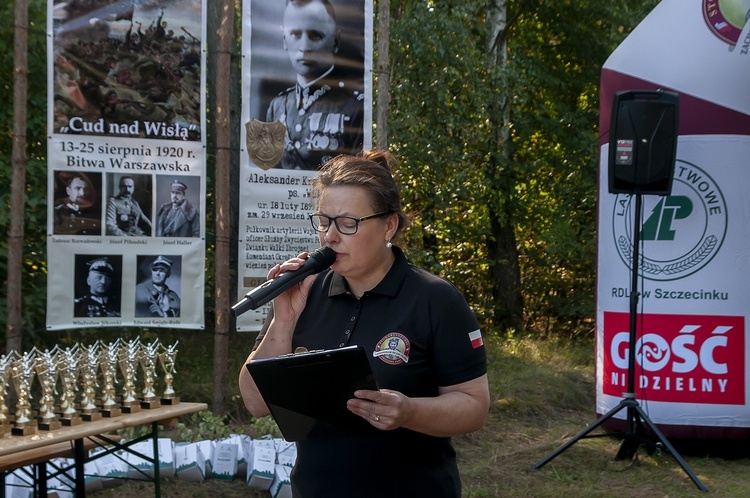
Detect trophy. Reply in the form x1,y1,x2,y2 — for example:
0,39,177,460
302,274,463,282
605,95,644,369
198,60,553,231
139,339,161,409
35,348,62,431
79,342,102,422
98,340,122,418
58,345,82,426
10,350,38,436
0,353,15,436
118,338,141,414
159,341,180,405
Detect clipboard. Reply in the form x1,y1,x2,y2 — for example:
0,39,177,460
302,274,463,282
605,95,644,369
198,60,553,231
246,345,379,441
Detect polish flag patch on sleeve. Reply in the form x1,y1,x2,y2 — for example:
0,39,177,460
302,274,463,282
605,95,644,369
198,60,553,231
468,329,483,349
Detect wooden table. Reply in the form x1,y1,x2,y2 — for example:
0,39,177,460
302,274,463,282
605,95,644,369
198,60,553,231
0,402,207,498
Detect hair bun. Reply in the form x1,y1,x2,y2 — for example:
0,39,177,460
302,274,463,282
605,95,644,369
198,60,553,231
361,150,397,173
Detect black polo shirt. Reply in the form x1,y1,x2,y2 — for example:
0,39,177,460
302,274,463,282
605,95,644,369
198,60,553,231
255,247,487,497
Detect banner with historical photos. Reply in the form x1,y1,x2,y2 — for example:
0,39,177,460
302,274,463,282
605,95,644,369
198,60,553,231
46,0,207,330
596,0,750,438
236,0,373,331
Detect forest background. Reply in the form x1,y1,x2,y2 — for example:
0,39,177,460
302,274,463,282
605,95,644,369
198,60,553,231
0,0,663,351
0,0,678,422
0,0,664,415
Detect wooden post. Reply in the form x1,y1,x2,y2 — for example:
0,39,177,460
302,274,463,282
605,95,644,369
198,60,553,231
208,0,235,415
6,0,29,353
376,0,391,149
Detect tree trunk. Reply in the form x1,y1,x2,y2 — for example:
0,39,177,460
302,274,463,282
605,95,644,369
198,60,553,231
486,0,523,332
6,0,29,354
376,0,391,149
489,215,523,331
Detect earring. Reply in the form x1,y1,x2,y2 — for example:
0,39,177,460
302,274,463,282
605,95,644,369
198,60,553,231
386,241,393,249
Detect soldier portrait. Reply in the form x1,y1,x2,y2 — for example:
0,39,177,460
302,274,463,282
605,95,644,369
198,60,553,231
246,0,367,170
135,255,182,318
106,173,153,236
53,171,102,235
74,255,122,318
154,176,201,238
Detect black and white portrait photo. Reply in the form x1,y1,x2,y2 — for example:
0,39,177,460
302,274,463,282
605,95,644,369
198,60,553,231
73,255,122,317
244,0,370,170
53,171,103,236
135,255,182,318
105,173,153,236
154,176,201,237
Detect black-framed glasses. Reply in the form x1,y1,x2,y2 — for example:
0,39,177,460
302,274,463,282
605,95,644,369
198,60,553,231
309,212,389,235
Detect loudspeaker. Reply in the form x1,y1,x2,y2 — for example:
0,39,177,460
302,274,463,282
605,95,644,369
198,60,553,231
608,90,679,195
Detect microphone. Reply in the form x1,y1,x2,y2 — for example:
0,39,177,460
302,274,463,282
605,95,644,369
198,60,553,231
231,246,337,317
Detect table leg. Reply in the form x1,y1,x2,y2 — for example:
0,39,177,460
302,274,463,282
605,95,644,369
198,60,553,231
151,422,160,498
36,461,47,498
73,438,86,498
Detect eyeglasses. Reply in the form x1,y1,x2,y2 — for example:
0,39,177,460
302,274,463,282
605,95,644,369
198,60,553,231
309,212,389,235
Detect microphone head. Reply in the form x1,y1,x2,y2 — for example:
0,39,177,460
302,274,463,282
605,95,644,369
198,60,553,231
309,246,337,271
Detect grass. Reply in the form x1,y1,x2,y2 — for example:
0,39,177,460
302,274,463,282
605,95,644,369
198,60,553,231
63,329,749,497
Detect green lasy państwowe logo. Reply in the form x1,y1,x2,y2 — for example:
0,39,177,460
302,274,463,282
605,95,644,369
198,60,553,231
612,160,727,281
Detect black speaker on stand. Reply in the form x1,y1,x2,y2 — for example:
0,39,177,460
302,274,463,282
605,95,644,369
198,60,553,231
533,90,707,492
608,90,678,194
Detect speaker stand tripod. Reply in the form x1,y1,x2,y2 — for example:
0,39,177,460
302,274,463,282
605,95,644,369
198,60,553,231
533,193,707,492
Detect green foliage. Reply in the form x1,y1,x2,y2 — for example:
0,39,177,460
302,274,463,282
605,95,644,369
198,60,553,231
0,0,49,342
507,0,659,337
118,423,154,442
176,410,239,442
246,415,282,439
172,411,279,442
390,0,498,323
388,0,660,337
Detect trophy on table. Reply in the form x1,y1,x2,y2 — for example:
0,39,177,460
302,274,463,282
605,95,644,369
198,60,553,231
10,350,38,436
58,345,82,426
139,339,161,409
118,338,141,414
0,352,15,436
159,341,180,405
99,340,122,418
35,348,62,431
79,342,102,421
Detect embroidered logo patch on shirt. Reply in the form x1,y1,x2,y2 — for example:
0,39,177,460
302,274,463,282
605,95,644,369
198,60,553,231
373,333,411,365
469,329,484,349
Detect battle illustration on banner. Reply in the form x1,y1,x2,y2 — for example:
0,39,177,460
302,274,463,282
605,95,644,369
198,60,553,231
52,0,203,141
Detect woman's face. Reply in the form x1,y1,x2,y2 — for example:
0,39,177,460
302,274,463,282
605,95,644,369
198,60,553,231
316,185,396,282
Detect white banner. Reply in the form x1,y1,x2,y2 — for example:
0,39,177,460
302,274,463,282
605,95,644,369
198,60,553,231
596,0,750,437
46,0,207,330
236,0,373,330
